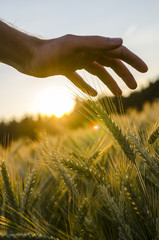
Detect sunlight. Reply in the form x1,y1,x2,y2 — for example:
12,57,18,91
33,87,75,118
89,121,100,132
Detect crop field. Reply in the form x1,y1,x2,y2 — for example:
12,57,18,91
0,99,159,240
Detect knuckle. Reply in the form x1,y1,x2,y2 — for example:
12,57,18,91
63,34,75,40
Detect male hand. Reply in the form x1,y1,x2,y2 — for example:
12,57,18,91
30,34,148,96
0,21,147,96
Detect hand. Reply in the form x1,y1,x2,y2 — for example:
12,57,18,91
30,34,148,96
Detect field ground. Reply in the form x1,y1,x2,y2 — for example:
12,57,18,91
0,100,159,240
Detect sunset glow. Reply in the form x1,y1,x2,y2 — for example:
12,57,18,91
33,87,75,118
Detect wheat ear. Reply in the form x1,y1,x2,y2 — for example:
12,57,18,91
1,161,18,211
87,100,136,163
21,168,36,214
148,126,159,144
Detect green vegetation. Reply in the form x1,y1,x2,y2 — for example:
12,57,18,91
0,96,158,239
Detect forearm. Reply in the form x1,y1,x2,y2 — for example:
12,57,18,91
0,20,40,74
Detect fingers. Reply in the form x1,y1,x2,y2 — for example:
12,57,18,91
65,71,97,96
62,35,148,97
85,62,122,96
72,35,123,52
105,46,148,73
74,36,147,74
97,57,137,89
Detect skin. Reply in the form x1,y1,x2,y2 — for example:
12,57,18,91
0,20,148,96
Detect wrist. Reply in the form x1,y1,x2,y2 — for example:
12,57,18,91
0,20,43,75
28,37,61,78
23,36,44,75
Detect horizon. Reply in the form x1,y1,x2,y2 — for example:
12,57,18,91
0,77,158,123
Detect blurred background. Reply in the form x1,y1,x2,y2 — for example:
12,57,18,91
0,0,159,120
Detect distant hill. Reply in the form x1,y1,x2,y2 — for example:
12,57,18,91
66,78,159,128
112,78,159,112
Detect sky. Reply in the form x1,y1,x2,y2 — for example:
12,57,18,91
0,0,159,120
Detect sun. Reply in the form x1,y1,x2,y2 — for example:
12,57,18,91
32,87,75,118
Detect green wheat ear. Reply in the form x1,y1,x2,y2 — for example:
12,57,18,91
148,126,159,145
1,161,18,211
86,100,136,163
21,168,36,215
1,160,20,232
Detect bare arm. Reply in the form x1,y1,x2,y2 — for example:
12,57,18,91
0,20,148,96
0,20,40,74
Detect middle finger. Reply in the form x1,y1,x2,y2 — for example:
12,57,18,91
97,56,137,89
104,46,148,73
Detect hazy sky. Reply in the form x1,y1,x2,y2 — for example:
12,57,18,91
0,0,159,120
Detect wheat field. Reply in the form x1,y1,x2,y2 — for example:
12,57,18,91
0,99,158,240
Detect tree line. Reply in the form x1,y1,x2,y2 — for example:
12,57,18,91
0,78,159,147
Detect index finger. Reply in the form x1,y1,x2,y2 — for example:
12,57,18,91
105,46,148,73
70,35,123,52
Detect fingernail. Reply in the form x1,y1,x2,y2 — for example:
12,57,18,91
112,38,123,45
90,90,98,97
130,81,137,89
141,63,148,73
